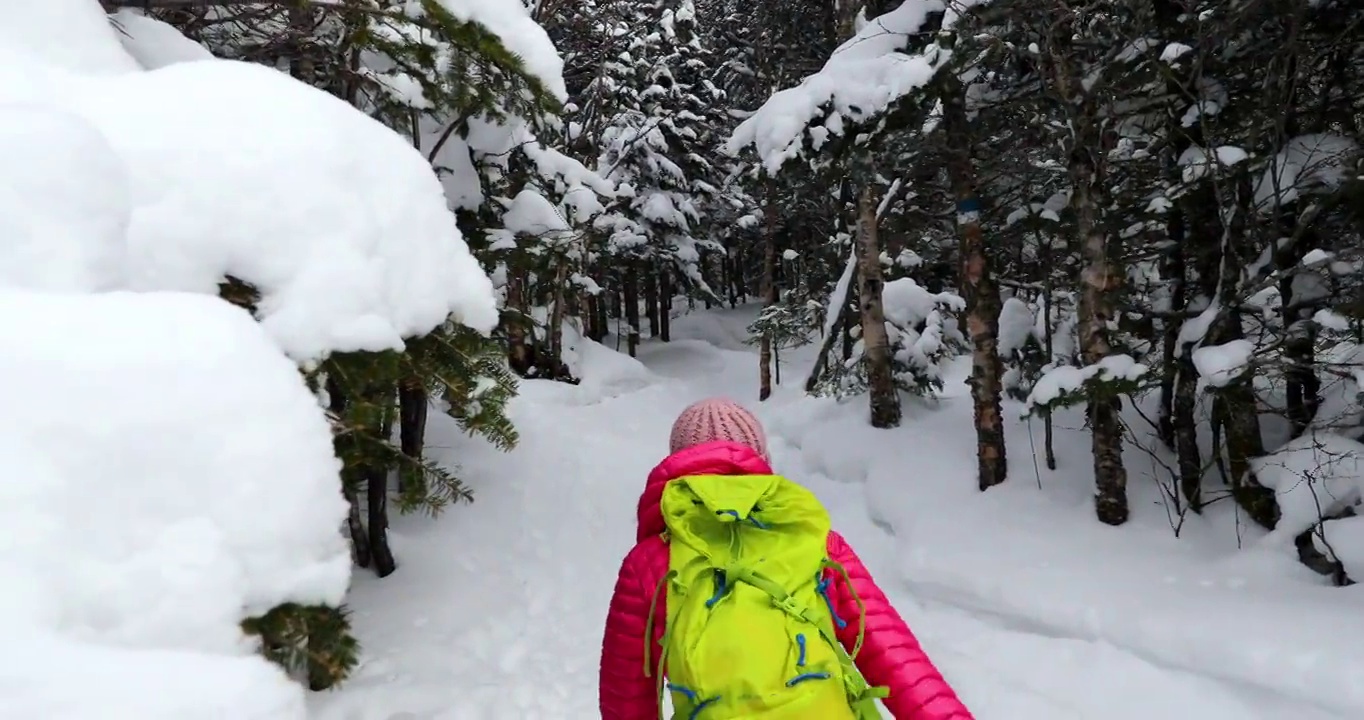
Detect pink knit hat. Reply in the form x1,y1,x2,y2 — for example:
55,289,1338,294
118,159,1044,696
669,397,768,459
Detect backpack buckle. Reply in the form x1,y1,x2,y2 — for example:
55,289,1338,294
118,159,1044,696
772,596,802,618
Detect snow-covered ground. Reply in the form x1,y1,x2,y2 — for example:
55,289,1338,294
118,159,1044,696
312,305,1363,720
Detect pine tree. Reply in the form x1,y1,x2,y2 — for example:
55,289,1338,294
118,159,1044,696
134,0,567,686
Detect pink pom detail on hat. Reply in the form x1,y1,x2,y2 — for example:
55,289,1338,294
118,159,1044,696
669,397,768,459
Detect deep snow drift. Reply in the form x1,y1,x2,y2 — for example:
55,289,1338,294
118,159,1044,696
0,289,351,720
314,306,1363,720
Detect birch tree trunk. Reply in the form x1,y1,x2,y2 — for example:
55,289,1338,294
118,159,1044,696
941,74,1007,490
855,187,900,428
1051,42,1129,526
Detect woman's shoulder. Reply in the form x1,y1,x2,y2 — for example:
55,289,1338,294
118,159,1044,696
620,534,668,579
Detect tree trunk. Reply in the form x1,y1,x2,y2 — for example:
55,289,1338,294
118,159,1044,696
624,264,641,357
547,260,568,379
1212,181,1278,530
327,376,370,569
659,266,673,342
1059,67,1129,526
287,4,315,84
1041,279,1057,470
1044,25,1131,524
855,186,900,428
759,201,778,401
1173,356,1203,512
942,75,1006,490
1280,217,1320,438
1157,211,1187,450
731,252,747,307
506,269,530,374
722,254,738,308
590,265,609,342
644,265,660,339
397,375,427,494
365,460,396,578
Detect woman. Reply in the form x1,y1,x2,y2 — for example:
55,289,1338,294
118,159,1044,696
598,397,973,719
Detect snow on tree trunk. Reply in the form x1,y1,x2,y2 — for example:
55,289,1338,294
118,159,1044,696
855,185,901,428
942,74,1007,490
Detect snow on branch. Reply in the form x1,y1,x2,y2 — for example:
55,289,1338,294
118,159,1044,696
725,0,987,174
0,11,500,362
1022,355,1150,416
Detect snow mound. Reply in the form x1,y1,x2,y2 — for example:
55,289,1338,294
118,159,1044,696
1,630,306,720
1253,133,1358,210
110,9,215,70
0,288,351,641
0,288,350,719
1251,432,1364,538
0,104,130,293
0,0,141,75
0,11,498,360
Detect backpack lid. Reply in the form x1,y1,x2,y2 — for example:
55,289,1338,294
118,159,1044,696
663,473,781,524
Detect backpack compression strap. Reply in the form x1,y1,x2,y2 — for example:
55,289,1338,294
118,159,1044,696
721,561,890,716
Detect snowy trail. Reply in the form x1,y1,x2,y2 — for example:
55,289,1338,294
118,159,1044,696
312,308,1352,720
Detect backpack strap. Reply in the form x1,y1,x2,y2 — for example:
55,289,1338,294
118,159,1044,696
642,568,677,720
643,567,676,676
820,558,866,658
721,561,890,717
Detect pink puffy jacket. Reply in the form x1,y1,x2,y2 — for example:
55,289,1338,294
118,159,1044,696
598,440,973,720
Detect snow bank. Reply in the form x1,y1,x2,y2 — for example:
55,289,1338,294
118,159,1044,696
110,9,215,70
0,6,498,360
1251,432,1364,537
0,288,350,718
0,0,141,74
1253,133,1358,210
769,374,1364,716
726,1,960,172
2,630,305,720
0,105,130,293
